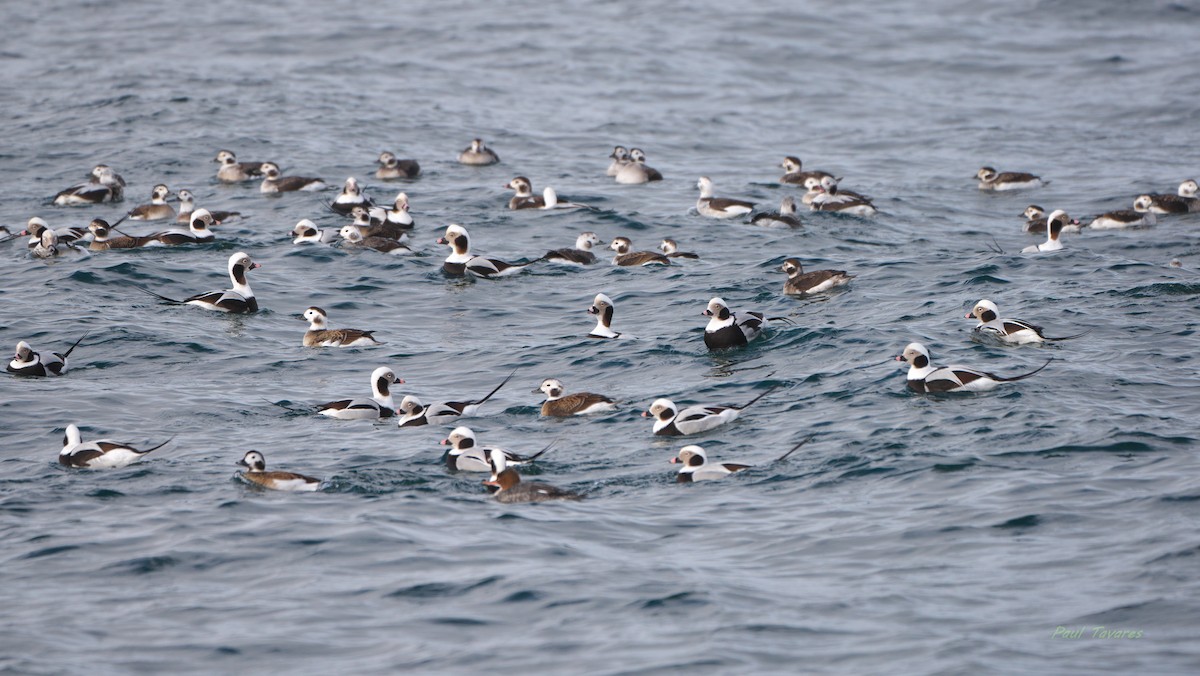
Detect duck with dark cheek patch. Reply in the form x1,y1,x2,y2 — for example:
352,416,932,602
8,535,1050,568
896,342,1050,393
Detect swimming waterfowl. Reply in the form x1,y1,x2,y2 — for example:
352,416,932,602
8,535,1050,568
780,258,854,295
214,150,266,182
458,138,500,165
1089,198,1156,230
609,237,670,266
376,151,420,179
587,293,629,339
149,208,217,245
396,371,514,427
330,177,372,215
966,299,1087,344
339,224,412,255
751,196,803,228
614,148,662,184
437,224,533,277
544,232,603,265
175,189,241,224
317,366,402,419
301,307,382,347
505,176,546,210
779,156,834,186
702,297,777,350
658,238,699,259
53,165,125,205
1022,209,1070,253
644,385,779,436
236,451,322,491
696,176,754,219
8,333,87,377
896,342,1050,393
88,218,157,250
482,448,582,503
59,423,170,469
535,378,616,416
291,219,336,244
977,166,1042,191
440,427,551,472
607,146,630,176
127,184,175,221
259,162,326,193
139,251,260,312
671,439,809,482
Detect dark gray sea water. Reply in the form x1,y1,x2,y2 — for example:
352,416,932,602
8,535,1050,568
3,0,1200,673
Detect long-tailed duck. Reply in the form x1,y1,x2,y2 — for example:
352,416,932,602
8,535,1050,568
440,427,550,472
32,229,61,258
330,177,372,215
214,150,266,182
607,146,630,176
384,192,415,229
610,237,670,266
1021,205,1082,234
780,258,854,295
127,184,176,221
175,189,240,224
396,371,514,427
1089,198,1156,230
8,333,86,377
896,342,1051,393
301,307,381,347
259,162,326,193
588,293,629,339
339,224,412,255
779,156,834,186
614,148,662,184
236,451,322,491
291,219,336,244
59,423,169,469
317,366,402,419
483,448,582,503
139,251,260,312
505,176,546,210
437,224,532,277
1022,209,1070,253
671,438,809,482
150,208,217,246
53,165,125,205
696,176,754,218
702,297,774,350
20,217,87,248
810,176,876,215
535,378,616,416
751,196,803,228
376,151,420,180
966,299,1086,344
88,218,157,250
458,138,500,166
1141,181,1200,214
658,238,699,259
977,167,1043,191
644,384,779,436
545,232,603,265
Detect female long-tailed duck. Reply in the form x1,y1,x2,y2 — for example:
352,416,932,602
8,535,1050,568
214,150,266,182
437,224,532,277
236,451,321,491
59,423,169,469
780,258,854,295
376,151,420,179
32,230,64,258
644,385,778,436
175,189,240,224
587,293,629,339
607,146,630,176
977,167,1042,191
291,219,336,244
348,206,408,241
140,251,261,312
504,176,546,210
614,148,662,184
127,184,175,221
317,366,402,419
751,196,803,228
810,176,876,215
330,177,372,215
610,237,670,266
458,138,500,166
1089,198,1157,230
339,225,412,255
1022,209,1070,253
966,299,1086,344
696,176,754,218
259,162,326,193
302,307,382,347
53,165,125,205
483,449,581,503
896,342,1050,393
535,378,616,416
779,156,833,186
658,238,699,259
671,438,810,482
88,219,157,250
440,427,550,472
545,232,603,265
1021,205,1081,234
396,371,514,427
20,217,87,248
150,208,217,246
702,297,775,350
1141,180,1200,214
8,333,86,376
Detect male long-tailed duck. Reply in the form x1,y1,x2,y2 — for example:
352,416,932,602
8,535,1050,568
505,176,546,210
59,423,169,469
966,299,1086,344
702,297,775,350
175,189,240,224
535,378,616,416
607,146,630,176
20,217,87,248
780,258,854,295
437,224,532,277
588,293,629,339
644,384,779,436
976,167,1042,191
545,232,603,265
396,371,514,427
376,151,420,180
291,219,336,244
610,237,670,266
214,150,266,182
330,177,372,215
259,162,326,193
440,427,550,472
658,238,699,259
339,225,412,255
384,193,415,229
347,206,407,241
301,307,382,347
483,448,581,503
671,439,809,482
150,208,217,246
236,451,322,491
1022,209,1070,253
317,366,402,419
88,219,157,250
458,138,500,166
779,156,834,186
127,184,175,221
696,176,754,218
1089,198,1157,230
751,196,803,228
53,165,125,205
615,148,662,184
896,342,1050,393
810,176,876,215
32,229,62,258
140,251,260,312
1021,205,1082,234
8,333,86,376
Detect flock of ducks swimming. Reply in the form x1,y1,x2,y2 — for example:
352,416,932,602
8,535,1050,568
9,139,1197,500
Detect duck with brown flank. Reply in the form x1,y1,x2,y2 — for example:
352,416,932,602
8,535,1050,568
236,451,322,492
609,237,670,266
535,378,616,416
301,307,382,347
482,448,582,503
